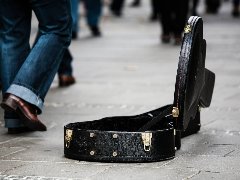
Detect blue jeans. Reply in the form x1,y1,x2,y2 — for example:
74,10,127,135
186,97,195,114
84,0,102,27
71,0,79,34
34,32,73,77
71,0,102,33
0,0,72,128
58,49,73,76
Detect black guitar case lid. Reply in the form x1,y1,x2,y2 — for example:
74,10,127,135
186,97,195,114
173,16,215,130
64,16,215,162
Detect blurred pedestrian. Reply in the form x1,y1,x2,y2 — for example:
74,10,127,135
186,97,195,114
0,0,72,134
149,0,160,21
130,0,160,21
71,0,102,39
205,0,221,14
158,0,189,45
232,0,240,17
192,0,199,16
110,0,125,17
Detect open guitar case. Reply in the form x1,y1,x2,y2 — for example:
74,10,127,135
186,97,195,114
64,16,215,162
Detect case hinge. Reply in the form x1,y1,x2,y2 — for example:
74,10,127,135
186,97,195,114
65,129,73,148
141,132,152,152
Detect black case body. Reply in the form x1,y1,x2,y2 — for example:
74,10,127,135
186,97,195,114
64,16,215,162
65,106,176,162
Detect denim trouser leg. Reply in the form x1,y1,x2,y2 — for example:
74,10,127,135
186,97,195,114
0,1,32,128
0,0,72,120
71,0,79,33
58,49,73,76
34,33,73,78
84,0,102,26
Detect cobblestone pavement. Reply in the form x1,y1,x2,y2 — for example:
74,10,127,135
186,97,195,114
1,0,240,179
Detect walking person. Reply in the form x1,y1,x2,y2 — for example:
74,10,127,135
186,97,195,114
158,0,189,45
192,0,199,16
149,0,160,21
130,0,160,21
110,0,125,17
205,0,221,14
71,0,102,39
232,0,240,17
0,0,72,133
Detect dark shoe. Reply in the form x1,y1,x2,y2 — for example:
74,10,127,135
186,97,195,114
59,75,76,87
90,26,101,37
161,35,170,44
1,94,47,131
8,127,34,134
130,0,140,7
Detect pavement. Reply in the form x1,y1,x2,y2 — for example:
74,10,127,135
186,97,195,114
1,0,240,179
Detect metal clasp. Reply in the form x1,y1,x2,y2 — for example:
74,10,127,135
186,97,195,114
172,107,179,118
142,132,152,151
184,24,192,33
65,129,73,148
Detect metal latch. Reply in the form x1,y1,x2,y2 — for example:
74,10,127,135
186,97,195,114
141,132,152,151
184,24,192,33
65,129,73,148
172,107,179,118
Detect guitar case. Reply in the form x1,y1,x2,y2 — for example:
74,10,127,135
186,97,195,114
64,16,215,162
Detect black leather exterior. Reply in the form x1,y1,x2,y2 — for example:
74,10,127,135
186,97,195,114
64,106,176,162
64,16,215,163
173,16,215,130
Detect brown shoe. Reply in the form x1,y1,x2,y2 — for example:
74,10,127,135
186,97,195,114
1,94,47,131
59,75,76,87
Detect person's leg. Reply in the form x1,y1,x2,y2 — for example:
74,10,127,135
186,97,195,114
33,31,75,88
150,0,159,21
58,50,73,76
232,0,240,17
173,0,189,44
192,0,199,16
71,0,79,39
1,0,72,132
205,0,221,14
110,0,125,17
158,0,172,43
83,0,102,36
58,49,75,87
0,0,32,130
5,0,72,114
